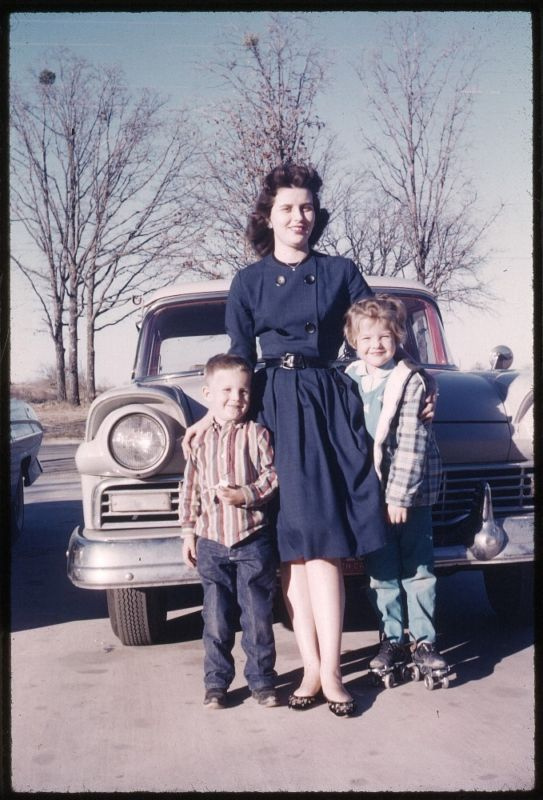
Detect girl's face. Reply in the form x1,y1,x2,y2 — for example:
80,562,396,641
268,186,316,254
354,317,398,371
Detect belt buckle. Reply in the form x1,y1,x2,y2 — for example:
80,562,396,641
281,353,305,369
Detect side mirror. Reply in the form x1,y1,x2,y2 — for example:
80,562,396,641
489,345,513,370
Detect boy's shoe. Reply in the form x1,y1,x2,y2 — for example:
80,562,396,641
203,688,227,709
369,638,407,670
412,641,448,670
251,688,279,707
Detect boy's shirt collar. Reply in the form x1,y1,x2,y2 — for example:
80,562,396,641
211,417,246,431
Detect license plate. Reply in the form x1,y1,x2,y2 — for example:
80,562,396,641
110,492,171,513
341,558,365,576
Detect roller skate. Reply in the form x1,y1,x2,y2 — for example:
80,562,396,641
368,637,409,689
408,641,451,690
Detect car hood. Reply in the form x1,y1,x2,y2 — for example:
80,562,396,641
86,366,532,469
431,369,532,464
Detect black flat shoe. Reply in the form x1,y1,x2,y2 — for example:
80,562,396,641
287,691,321,710
326,697,356,717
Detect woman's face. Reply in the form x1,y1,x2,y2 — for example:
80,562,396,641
268,186,316,254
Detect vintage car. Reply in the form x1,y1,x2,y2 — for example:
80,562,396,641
10,397,44,539
66,277,534,645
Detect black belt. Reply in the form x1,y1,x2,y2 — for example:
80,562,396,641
264,354,331,370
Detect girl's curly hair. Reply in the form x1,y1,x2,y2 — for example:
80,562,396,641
343,294,407,349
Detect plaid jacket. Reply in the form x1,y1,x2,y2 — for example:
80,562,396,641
348,359,442,508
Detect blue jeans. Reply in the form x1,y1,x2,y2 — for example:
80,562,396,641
196,529,278,691
364,506,437,644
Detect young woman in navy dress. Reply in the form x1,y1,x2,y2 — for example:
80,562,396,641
185,163,392,716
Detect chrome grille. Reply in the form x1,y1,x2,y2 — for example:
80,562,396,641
100,481,180,527
432,464,534,527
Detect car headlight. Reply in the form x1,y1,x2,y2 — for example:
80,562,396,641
109,413,168,470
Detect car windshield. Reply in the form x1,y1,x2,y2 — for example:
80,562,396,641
134,292,456,379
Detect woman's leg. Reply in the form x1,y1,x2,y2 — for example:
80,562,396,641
305,558,352,703
281,561,321,696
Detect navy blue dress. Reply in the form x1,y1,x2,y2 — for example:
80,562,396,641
226,251,387,562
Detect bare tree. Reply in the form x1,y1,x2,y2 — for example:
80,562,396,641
198,14,336,273
355,17,502,306
321,175,412,276
11,50,203,402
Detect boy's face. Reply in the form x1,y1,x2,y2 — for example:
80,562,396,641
202,367,251,424
353,317,397,371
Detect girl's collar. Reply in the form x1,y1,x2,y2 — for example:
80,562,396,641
350,357,396,377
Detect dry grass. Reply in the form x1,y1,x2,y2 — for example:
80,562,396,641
11,380,92,440
33,400,90,440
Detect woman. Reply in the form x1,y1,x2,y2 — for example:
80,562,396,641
185,163,390,716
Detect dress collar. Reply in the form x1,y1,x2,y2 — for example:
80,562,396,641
271,252,312,270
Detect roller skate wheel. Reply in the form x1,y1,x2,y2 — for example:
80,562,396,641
424,673,435,691
370,672,381,687
401,665,411,682
384,673,394,689
441,676,450,689
411,665,421,682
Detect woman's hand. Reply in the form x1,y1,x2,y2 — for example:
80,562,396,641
420,390,437,422
420,372,438,422
182,534,197,567
182,411,213,458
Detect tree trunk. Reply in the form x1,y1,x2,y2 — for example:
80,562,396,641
86,308,96,402
54,335,67,402
66,295,80,406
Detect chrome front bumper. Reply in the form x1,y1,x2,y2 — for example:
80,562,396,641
67,511,533,590
66,526,199,589
434,514,533,569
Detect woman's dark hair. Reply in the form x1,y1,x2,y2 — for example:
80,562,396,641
246,163,330,257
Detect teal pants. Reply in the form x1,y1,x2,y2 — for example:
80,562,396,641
364,506,437,644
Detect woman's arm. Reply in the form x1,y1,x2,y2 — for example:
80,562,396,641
182,410,213,458
225,271,258,366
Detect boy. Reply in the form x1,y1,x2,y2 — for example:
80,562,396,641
181,353,279,709
343,296,449,679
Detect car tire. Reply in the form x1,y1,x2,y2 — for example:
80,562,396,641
106,588,167,645
483,563,534,624
11,475,24,542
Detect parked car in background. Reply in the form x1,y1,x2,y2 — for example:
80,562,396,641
67,277,534,645
10,397,44,539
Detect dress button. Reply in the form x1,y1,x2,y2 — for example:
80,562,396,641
275,275,286,286
304,274,316,284
305,322,316,334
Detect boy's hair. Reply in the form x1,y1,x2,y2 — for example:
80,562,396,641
344,294,407,348
204,353,252,380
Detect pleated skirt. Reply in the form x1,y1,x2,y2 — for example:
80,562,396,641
251,365,387,563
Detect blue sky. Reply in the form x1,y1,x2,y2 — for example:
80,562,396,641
9,10,533,384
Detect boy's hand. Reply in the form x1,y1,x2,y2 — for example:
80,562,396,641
386,505,408,525
182,534,197,567
216,485,245,507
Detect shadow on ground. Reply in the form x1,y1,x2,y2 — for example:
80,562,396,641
11,497,534,696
